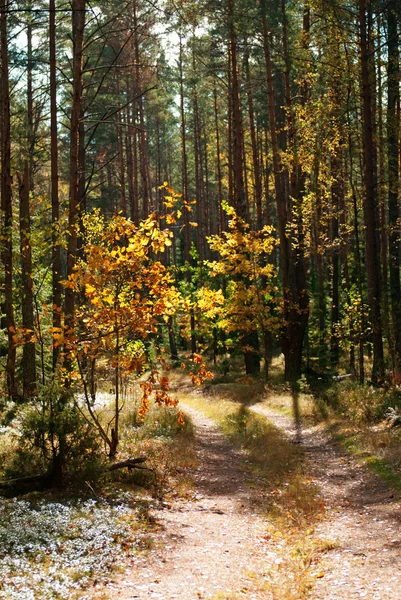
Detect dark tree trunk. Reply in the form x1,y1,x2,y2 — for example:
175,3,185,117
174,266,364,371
27,4,34,188
359,0,384,383
229,0,260,374
179,35,191,264
1,1,18,400
262,0,309,381
50,0,61,372
244,44,263,230
18,163,37,398
213,84,224,234
228,0,246,221
65,0,85,371
387,0,401,367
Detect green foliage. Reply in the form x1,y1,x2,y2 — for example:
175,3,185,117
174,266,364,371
321,379,401,424
3,383,105,487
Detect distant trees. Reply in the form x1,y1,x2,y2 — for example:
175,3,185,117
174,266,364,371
0,0,400,403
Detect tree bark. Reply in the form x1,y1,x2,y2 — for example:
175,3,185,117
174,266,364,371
387,0,401,367
50,0,62,372
262,0,309,381
65,0,85,370
359,0,384,382
18,163,37,398
1,0,18,399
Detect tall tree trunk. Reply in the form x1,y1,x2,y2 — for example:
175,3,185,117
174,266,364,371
228,0,246,221
330,148,342,367
262,0,309,380
329,38,344,368
377,12,391,368
50,0,61,372
116,74,126,217
179,34,196,355
18,162,36,398
229,0,260,374
192,43,204,261
1,0,18,400
213,84,224,234
27,3,34,189
133,1,149,220
244,44,263,230
65,0,85,369
179,35,191,264
387,0,401,368
359,0,384,382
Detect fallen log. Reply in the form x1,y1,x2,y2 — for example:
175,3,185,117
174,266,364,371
108,457,153,472
0,473,51,497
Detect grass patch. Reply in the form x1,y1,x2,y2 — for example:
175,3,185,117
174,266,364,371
329,424,401,496
115,402,197,499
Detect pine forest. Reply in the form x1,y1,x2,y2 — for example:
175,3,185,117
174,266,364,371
1,0,401,598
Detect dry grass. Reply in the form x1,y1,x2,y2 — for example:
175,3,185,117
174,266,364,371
182,388,331,599
109,401,198,500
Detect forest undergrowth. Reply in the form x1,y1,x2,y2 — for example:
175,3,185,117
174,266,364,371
0,400,197,599
1,360,401,599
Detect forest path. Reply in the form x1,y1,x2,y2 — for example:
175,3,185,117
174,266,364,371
110,403,280,600
250,402,401,599
105,398,401,600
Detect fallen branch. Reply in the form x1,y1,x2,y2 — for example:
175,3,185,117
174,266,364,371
108,457,154,472
0,472,51,497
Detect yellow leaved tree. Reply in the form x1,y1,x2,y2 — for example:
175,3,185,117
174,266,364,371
202,205,281,381
62,210,181,457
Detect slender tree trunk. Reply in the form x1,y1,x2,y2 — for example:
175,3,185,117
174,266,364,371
133,2,149,220
116,74,126,217
228,0,246,221
229,0,260,373
18,163,36,398
262,0,309,380
168,316,178,361
192,44,204,261
50,0,61,372
179,35,191,264
213,84,224,234
330,149,342,367
1,1,17,400
126,101,135,222
376,12,392,369
27,3,34,189
359,0,384,382
244,45,262,230
65,0,85,369
387,0,401,368
178,35,196,355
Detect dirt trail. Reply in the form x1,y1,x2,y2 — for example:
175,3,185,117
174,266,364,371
106,399,401,600
251,403,401,600
113,404,278,600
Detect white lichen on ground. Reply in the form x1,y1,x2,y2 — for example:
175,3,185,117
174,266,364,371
0,494,143,599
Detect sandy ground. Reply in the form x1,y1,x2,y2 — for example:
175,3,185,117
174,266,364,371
99,398,401,600
110,403,279,600
251,403,401,600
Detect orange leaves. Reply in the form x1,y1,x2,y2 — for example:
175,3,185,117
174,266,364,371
159,376,169,391
138,373,178,421
189,354,214,386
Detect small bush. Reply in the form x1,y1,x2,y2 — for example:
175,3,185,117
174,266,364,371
321,380,400,424
2,384,105,488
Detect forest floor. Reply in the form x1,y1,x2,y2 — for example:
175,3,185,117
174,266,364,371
95,386,401,600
